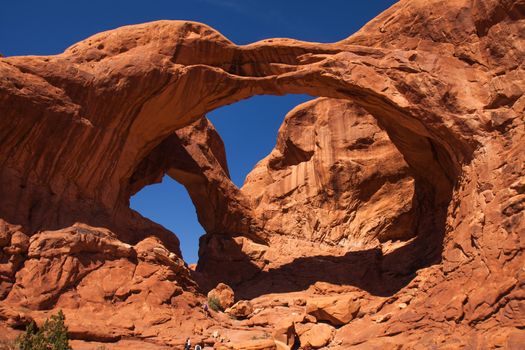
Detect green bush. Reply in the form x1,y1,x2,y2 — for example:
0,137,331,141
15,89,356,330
207,296,223,312
250,333,271,340
16,310,72,350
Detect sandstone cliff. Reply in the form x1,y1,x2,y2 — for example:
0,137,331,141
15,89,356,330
197,98,419,296
0,0,523,348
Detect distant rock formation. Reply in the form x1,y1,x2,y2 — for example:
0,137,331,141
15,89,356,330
0,0,523,348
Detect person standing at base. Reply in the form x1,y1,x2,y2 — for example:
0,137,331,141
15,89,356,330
203,303,210,318
184,338,191,350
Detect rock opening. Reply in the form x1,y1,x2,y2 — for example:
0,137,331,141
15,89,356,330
130,175,204,264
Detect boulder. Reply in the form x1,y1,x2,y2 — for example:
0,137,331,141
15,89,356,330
297,323,334,349
207,283,235,310
225,300,253,319
272,318,296,350
305,295,360,326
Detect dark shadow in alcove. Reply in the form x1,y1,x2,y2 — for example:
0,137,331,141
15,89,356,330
198,207,447,300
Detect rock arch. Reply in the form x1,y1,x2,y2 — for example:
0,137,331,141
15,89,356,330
1,19,465,243
0,0,523,347
0,18,469,284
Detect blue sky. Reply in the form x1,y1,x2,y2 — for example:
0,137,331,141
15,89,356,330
1,0,397,263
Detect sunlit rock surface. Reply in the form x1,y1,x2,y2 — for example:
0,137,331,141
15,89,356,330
0,0,524,348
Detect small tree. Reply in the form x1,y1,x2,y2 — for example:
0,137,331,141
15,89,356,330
16,310,72,350
15,321,46,350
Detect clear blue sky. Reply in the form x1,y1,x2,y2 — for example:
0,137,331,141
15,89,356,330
1,0,397,264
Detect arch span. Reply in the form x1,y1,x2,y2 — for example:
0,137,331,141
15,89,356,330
0,18,477,291
0,20,472,251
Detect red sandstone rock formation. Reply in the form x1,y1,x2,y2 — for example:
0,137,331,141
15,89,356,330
244,98,415,246
0,0,524,348
207,283,235,311
197,98,418,296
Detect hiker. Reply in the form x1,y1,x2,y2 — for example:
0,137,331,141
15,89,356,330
195,345,202,350
203,303,210,318
184,338,191,350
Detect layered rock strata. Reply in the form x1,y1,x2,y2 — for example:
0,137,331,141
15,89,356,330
0,0,523,348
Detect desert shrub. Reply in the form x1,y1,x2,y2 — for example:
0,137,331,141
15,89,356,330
208,296,223,312
16,310,72,350
250,333,271,340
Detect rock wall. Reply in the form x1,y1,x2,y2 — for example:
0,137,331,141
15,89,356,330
243,98,415,246
0,0,523,348
197,98,419,293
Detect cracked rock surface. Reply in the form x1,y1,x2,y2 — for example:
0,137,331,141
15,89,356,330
0,0,524,348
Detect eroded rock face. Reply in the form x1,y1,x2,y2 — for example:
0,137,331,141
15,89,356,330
244,98,415,246
197,98,418,297
0,0,524,348
0,223,206,345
